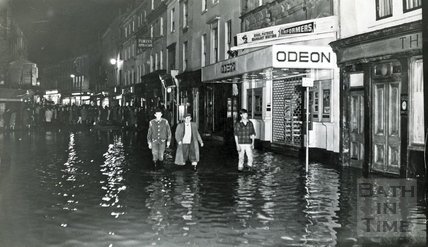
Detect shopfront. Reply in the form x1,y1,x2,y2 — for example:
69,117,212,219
202,44,340,157
330,21,423,177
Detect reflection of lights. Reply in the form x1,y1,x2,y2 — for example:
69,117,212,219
100,135,127,218
70,74,75,78
109,58,117,65
54,133,81,228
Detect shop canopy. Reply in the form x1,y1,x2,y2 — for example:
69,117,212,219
0,88,34,102
202,44,337,83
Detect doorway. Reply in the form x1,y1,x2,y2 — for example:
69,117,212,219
350,90,364,168
371,62,401,174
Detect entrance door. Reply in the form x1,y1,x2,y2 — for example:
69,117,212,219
204,86,214,133
372,77,401,174
350,90,364,168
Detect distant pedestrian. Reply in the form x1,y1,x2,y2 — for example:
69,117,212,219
174,113,204,170
147,109,171,166
234,109,256,171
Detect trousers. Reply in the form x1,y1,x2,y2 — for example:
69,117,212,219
151,142,166,162
238,144,253,169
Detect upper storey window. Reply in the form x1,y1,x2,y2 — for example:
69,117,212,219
403,0,421,12
376,0,393,20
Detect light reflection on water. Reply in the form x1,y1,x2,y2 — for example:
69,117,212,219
0,130,426,247
100,135,127,219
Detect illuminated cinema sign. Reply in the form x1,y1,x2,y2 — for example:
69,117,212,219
272,45,337,69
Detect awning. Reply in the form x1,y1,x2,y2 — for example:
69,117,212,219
159,74,176,88
176,69,201,88
141,69,166,86
0,88,34,102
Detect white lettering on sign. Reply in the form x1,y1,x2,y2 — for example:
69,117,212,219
272,45,337,69
221,62,236,73
236,16,337,46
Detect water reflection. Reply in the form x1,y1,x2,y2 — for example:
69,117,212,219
0,131,425,247
100,135,127,219
302,164,341,246
56,133,80,227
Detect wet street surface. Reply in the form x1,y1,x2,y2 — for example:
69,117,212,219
0,129,426,247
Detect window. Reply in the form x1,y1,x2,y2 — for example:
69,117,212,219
201,34,207,67
131,69,135,84
183,42,188,71
150,55,154,72
132,21,135,32
170,8,175,32
410,58,424,145
155,53,159,71
150,25,154,38
310,80,331,122
258,0,263,6
183,1,188,28
211,24,219,63
403,0,421,12
160,50,163,70
160,17,164,36
225,20,232,59
212,0,219,4
376,0,393,20
151,0,155,10
202,0,207,11
124,27,128,38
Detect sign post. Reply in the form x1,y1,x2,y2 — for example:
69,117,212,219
302,77,314,173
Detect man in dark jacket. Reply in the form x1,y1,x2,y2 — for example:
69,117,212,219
147,109,171,166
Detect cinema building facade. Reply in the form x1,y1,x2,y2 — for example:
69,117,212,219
202,8,341,162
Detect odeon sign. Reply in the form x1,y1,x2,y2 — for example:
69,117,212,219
272,45,337,69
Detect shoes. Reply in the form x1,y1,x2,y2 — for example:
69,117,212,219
238,167,244,172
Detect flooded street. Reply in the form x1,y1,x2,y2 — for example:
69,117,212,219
0,130,426,247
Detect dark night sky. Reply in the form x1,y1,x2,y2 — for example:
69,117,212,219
10,0,129,65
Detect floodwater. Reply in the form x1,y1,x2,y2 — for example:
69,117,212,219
0,130,426,247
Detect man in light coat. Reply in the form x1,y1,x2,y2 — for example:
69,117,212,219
174,114,204,170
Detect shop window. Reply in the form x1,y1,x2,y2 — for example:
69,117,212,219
247,87,263,119
310,80,331,122
403,0,421,12
410,58,424,146
376,0,393,20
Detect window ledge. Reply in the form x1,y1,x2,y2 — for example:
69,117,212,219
201,9,207,15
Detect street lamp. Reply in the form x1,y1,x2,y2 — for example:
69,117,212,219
110,58,117,65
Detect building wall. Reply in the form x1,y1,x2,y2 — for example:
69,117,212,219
236,0,339,154
166,0,179,72
331,0,423,175
0,3,30,88
339,0,421,38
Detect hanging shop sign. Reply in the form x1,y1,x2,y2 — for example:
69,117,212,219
236,16,337,46
272,45,337,69
137,37,152,53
